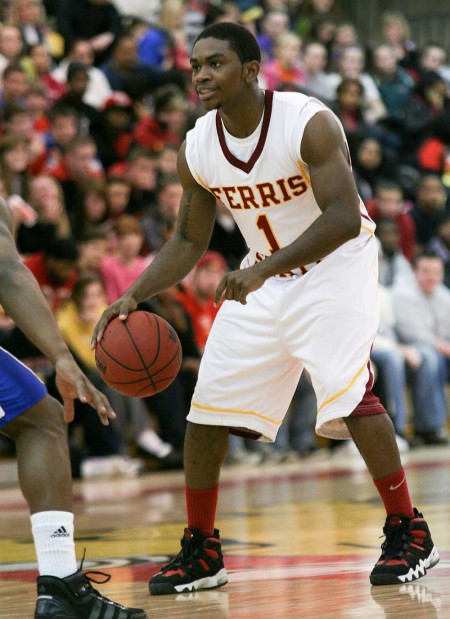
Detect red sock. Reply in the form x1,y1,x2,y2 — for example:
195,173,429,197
186,485,219,536
373,467,414,518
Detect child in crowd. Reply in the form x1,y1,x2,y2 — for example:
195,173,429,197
100,214,148,303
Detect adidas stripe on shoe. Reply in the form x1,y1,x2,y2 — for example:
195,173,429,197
149,528,228,595
370,508,439,586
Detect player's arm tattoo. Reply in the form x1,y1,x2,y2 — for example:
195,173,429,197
179,190,192,238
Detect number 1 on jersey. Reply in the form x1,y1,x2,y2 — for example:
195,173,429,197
256,214,280,254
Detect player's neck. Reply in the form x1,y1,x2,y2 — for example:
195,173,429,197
218,88,265,139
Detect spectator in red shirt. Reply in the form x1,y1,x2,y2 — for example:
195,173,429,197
24,236,79,313
3,104,46,172
23,82,51,134
177,251,227,353
42,134,103,216
417,109,450,182
44,136,104,182
28,43,65,104
366,180,416,261
35,105,79,172
262,31,306,91
132,85,188,153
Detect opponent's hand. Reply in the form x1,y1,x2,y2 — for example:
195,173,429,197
54,355,116,426
214,266,266,306
91,296,138,349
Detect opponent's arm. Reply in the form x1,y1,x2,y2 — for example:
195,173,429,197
0,198,72,363
93,142,217,343
214,111,362,305
0,199,114,424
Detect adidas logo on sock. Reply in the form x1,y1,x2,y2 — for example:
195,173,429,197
51,526,70,538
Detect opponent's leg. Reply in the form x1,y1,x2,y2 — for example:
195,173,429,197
4,394,147,618
6,395,72,514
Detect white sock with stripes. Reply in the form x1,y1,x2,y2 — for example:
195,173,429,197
31,511,77,578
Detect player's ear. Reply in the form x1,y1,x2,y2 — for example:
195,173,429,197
243,60,260,83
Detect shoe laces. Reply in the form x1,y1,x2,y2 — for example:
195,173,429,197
79,549,114,602
161,530,204,572
381,520,411,559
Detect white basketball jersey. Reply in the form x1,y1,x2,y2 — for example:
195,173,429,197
185,90,373,277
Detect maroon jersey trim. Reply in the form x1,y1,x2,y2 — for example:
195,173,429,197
215,90,274,173
361,213,375,224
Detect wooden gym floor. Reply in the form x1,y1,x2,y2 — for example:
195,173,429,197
1,445,449,618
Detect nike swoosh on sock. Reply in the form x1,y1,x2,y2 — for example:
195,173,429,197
389,476,406,491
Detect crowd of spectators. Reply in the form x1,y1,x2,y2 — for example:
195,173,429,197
0,0,449,472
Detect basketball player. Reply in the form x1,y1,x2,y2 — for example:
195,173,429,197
93,23,438,593
0,198,146,618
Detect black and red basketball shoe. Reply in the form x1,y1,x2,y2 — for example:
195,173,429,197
370,508,439,585
149,528,228,595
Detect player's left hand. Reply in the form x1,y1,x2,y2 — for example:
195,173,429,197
214,266,266,306
54,355,116,426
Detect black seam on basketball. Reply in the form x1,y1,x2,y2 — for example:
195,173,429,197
143,313,162,370
105,373,177,397
123,320,157,390
96,340,151,372
146,342,182,377
134,374,178,396
103,375,160,386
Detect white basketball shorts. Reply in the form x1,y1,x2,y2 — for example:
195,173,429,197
187,233,380,441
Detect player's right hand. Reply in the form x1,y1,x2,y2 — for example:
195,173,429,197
91,296,138,348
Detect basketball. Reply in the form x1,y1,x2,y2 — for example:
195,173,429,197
95,311,182,397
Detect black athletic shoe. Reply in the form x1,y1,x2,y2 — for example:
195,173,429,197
149,527,228,595
35,568,147,618
370,508,439,585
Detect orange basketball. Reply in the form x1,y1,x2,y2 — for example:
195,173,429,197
95,311,182,397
